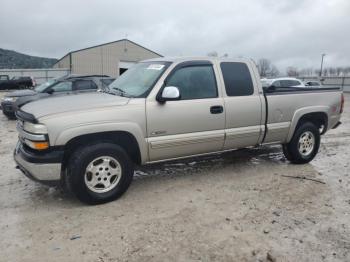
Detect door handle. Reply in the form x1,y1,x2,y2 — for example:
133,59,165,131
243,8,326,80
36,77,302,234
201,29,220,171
210,105,224,114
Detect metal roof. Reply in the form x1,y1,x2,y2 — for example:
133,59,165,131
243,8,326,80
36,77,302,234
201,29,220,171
54,39,162,65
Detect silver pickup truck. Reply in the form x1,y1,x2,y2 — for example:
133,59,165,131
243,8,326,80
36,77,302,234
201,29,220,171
14,57,344,204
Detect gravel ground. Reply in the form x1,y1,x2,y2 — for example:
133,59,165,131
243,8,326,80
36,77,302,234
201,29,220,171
0,92,349,262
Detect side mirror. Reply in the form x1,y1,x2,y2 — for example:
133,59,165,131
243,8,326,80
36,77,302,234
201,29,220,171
157,86,180,102
46,88,54,94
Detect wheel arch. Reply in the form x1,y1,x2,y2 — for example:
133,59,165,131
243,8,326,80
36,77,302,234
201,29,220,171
61,131,144,171
287,107,329,142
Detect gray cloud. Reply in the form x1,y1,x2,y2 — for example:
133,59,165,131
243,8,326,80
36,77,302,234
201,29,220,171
1,0,349,73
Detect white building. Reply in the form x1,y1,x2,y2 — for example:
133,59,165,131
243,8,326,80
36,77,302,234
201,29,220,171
53,39,162,77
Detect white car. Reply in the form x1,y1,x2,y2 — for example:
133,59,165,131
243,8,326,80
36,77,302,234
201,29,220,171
261,77,305,88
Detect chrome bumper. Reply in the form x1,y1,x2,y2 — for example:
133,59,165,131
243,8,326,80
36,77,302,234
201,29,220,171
14,142,62,184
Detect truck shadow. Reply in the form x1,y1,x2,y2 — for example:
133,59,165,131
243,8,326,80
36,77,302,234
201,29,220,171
24,144,290,206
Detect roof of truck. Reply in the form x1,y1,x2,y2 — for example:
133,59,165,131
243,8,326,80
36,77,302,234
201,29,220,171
143,56,252,63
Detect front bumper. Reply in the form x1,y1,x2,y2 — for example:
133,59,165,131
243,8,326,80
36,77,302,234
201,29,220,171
14,142,63,186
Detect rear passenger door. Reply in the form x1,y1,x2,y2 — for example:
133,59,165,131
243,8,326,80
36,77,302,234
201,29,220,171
219,62,263,149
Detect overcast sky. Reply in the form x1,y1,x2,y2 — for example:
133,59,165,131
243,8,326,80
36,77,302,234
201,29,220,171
1,0,349,73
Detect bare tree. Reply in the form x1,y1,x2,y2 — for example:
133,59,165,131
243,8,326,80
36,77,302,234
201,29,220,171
286,67,299,77
257,58,279,77
207,51,229,58
207,51,218,57
299,68,313,76
328,67,336,76
336,67,343,76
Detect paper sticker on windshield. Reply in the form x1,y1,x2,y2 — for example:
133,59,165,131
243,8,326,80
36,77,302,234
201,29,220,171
146,64,165,70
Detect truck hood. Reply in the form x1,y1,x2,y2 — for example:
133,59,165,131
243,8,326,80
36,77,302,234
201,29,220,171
6,89,37,97
21,92,130,119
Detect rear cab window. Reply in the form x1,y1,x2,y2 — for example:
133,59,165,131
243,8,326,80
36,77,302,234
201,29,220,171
220,62,254,96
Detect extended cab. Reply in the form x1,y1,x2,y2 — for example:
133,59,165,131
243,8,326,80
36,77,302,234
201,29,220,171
14,57,344,204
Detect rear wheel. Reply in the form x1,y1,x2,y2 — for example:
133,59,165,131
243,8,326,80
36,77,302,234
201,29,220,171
282,122,320,164
66,143,134,204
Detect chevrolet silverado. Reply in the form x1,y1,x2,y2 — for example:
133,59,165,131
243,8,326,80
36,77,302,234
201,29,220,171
14,57,344,204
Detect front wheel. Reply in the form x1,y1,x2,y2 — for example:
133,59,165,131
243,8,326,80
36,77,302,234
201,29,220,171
282,122,320,164
66,143,134,204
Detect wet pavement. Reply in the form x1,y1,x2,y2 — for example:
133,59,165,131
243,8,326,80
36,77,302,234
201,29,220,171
0,92,349,261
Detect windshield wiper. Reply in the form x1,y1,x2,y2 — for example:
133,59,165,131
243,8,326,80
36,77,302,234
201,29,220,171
110,87,135,98
98,89,118,96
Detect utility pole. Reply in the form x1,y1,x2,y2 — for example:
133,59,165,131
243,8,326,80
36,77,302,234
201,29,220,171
319,53,326,77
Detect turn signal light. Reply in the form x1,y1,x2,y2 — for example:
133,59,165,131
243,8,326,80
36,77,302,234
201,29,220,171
24,140,49,150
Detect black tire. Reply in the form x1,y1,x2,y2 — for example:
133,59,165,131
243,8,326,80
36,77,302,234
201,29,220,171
282,122,320,164
66,143,134,204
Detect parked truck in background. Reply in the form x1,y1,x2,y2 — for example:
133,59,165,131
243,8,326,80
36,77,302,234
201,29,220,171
0,76,35,90
14,57,344,204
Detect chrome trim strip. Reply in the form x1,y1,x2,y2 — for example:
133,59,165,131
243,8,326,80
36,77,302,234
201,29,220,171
226,125,261,140
267,122,290,130
149,132,224,149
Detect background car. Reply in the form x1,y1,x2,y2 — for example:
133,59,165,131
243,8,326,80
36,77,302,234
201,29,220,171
0,75,114,119
0,76,36,90
261,77,305,89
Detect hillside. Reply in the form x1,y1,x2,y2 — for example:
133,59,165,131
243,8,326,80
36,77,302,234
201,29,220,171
0,48,57,69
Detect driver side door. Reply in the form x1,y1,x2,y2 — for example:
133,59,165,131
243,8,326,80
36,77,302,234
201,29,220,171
146,61,225,161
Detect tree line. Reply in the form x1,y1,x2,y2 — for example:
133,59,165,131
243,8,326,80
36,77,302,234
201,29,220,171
258,59,350,78
207,52,350,78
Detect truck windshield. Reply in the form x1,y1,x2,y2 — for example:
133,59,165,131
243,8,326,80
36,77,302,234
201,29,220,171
109,62,170,97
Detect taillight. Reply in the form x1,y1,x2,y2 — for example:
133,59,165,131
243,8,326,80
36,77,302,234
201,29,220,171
340,93,344,114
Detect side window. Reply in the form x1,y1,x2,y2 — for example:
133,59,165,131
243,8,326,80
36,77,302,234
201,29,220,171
280,80,291,87
51,81,73,92
285,80,300,86
220,62,254,96
272,80,281,87
166,65,217,100
74,80,98,90
292,80,302,86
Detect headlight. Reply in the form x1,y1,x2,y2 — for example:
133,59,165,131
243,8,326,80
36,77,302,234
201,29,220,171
1,97,17,102
23,122,48,134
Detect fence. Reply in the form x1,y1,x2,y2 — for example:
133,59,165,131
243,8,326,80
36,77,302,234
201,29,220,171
0,68,70,85
298,76,350,92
